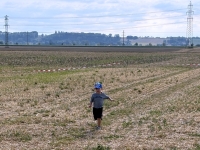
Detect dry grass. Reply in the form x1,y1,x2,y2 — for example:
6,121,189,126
0,48,200,149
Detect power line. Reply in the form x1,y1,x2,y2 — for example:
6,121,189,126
83,21,187,32
0,6,196,36
3,13,200,27
4,8,187,19
7,14,188,26
8,21,186,33
6,21,187,34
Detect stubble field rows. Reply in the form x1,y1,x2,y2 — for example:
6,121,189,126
0,47,200,150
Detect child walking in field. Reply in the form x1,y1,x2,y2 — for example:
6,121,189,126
89,82,114,130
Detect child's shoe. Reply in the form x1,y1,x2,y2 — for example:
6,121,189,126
96,126,101,130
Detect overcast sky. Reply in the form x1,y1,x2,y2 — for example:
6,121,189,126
0,0,199,37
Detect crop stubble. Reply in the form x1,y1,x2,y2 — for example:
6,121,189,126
0,47,200,149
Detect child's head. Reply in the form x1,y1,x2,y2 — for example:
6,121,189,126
94,82,102,93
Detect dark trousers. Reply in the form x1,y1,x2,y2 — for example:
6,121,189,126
93,107,103,120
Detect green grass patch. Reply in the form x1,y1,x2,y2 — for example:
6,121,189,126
90,144,111,150
52,118,76,127
189,133,200,138
2,116,42,125
51,135,74,147
67,127,86,138
194,144,200,150
1,130,32,142
27,70,86,84
103,134,121,141
149,110,162,116
122,121,132,128
197,107,200,112
104,100,120,109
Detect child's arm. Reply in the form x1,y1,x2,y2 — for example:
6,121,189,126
109,97,114,101
89,96,93,108
103,93,114,101
89,102,93,108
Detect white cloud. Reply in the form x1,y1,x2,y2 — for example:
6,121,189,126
0,0,199,37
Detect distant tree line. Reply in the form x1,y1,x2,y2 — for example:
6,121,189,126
0,31,122,46
166,37,187,46
0,31,200,46
166,37,200,46
0,31,38,45
40,31,121,46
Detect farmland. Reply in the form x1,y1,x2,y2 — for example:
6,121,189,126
0,46,200,150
